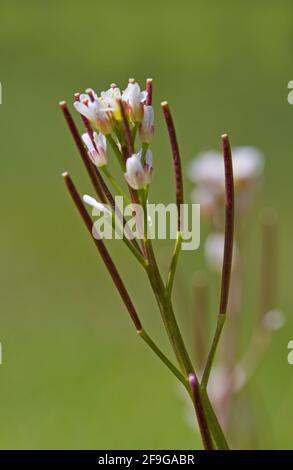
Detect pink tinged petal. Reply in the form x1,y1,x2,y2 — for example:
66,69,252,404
90,152,107,167
92,132,107,166
94,132,107,152
140,105,154,143
124,154,146,189
140,90,148,102
82,133,95,152
85,89,98,100
82,132,107,167
122,82,144,122
74,101,92,120
79,93,91,103
145,149,153,167
143,106,154,127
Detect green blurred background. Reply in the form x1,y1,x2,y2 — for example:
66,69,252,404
0,0,292,449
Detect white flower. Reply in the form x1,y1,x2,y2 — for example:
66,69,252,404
82,132,107,167
140,105,154,143
74,92,113,134
262,309,286,331
100,85,122,120
204,232,238,273
189,147,264,185
83,195,111,215
122,81,147,122
191,186,217,214
124,149,153,189
188,147,264,223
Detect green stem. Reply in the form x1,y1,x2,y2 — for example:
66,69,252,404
138,190,193,376
107,204,147,269
132,122,139,144
200,387,229,449
166,232,182,297
123,237,148,269
139,192,225,450
201,315,226,389
106,134,125,170
138,329,187,387
101,166,130,203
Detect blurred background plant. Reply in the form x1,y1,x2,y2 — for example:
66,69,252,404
0,0,292,450
178,147,285,449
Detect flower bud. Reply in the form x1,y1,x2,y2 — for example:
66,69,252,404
100,85,122,121
140,105,154,143
122,81,147,122
82,132,107,167
124,149,153,189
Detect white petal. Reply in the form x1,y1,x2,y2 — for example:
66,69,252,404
79,93,90,103
142,105,154,127
86,88,98,100
125,154,146,189
82,133,94,152
126,154,144,174
74,101,91,120
101,87,121,107
94,132,106,150
83,195,111,215
140,90,148,102
121,84,131,101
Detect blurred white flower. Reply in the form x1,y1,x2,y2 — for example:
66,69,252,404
124,149,153,189
262,309,286,331
188,147,264,226
189,147,264,186
82,132,107,167
233,365,247,393
204,232,238,273
208,365,231,402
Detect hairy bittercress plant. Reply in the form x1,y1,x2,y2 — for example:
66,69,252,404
59,79,234,450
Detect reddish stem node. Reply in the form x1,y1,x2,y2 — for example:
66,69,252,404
189,374,214,450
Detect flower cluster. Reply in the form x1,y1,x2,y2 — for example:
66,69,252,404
61,81,236,450
74,79,154,190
